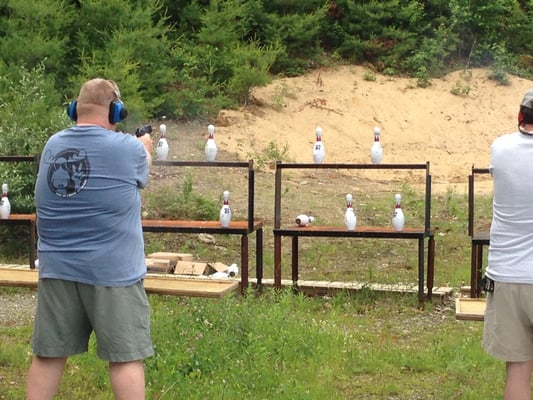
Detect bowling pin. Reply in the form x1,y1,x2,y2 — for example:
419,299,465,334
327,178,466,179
219,190,232,227
312,126,325,163
344,193,357,231
295,214,315,227
156,123,169,160
0,183,10,219
227,263,239,277
205,124,217,162
392,193,405,231
370,126,383,164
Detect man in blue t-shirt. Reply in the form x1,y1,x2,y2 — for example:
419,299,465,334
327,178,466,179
26,78,154,400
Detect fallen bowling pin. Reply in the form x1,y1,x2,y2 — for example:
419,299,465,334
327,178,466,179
392,193,405,231
0,183,11,219
156,123,169,160
312,126,325,164
219,190,232,227
210,271,229,279
205,124,217,162
295,214,315,227
370,126,383,164
227,263,239,277
344,193,356,231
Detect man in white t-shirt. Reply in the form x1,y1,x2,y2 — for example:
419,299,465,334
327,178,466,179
483,87,533,400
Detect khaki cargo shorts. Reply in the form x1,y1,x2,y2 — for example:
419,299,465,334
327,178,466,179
32,278,154,362
483,281,533,362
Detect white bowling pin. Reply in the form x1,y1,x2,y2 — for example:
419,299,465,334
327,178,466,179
156,123,169,161
370,126,383,164
155,124,168,161
0,183,10,219
344,193,356,231
227,263,239,277
219,190,232,227
392,193,405,231
205,124,217,162
295,214,315,227
312,126,325,163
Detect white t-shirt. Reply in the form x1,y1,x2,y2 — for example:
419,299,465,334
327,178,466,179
486,131,533,283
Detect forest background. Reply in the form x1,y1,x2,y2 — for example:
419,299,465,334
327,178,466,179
1,0,533,212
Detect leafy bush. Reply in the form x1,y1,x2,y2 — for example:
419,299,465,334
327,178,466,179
143,173,218,220
0,64,66,212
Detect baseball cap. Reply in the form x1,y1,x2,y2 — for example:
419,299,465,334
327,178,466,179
521,88,533,109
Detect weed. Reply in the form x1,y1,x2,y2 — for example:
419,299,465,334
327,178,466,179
450,81,471,96
363,70,376,81
246,140,292,169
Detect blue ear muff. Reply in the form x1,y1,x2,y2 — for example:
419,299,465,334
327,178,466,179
109,100,128,124
67,99,128,124
67,101,77,121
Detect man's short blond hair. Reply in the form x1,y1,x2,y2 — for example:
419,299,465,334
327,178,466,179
76,78,121,118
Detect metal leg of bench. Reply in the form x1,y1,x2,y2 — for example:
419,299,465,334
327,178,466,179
476,245,483,298
291,236,299,287
255,227,263,289
274,235,282,289
240,235,249,294
418,238,425,307
427,235,435,301
470,243,478,298
29,220,36,269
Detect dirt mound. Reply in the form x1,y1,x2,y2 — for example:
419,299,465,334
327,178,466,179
212,66,533,193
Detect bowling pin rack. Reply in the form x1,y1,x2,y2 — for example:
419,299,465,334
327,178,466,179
144,160,264,293
273,161,435,306
467,165,491,298
0,155,40,269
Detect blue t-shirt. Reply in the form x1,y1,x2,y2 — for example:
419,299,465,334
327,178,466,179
35,125,150,286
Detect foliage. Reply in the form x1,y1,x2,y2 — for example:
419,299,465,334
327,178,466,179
0,0,532,120
0,64,66,212
143,173,218,220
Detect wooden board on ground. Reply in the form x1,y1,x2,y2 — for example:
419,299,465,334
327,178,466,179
0,268,238,298
145,257,176,274
147,252,194,262
455,297,486,321
144,275,238,298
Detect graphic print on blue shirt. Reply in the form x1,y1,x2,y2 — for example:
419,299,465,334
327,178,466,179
45,148,90,198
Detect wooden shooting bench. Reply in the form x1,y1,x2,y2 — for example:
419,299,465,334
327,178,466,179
0,267,239,298
468,165,492,298
0,155,40,269
143,160,264,294
455,165,491,321
273,162,435,306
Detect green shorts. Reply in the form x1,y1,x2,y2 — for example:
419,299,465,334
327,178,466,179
32,278,154,362
483,281,533,362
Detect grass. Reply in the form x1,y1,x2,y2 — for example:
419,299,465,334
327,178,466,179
0,161,500,398
0,288,504,399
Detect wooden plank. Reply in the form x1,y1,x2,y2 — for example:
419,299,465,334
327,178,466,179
0,268,238,298
145,258,176,274
456,297,486,321
144,275,238,298
0,268,38,288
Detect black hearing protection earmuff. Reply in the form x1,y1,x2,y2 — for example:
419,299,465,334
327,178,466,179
67,99,128,124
